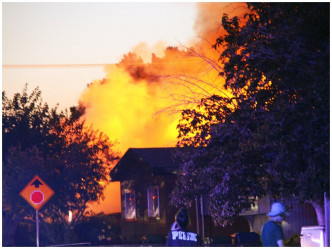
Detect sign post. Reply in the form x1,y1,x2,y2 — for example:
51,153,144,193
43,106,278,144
20,175,54,247
36,210,39,247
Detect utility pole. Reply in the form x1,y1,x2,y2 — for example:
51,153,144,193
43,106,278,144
195,198,200,235
200,195,205,239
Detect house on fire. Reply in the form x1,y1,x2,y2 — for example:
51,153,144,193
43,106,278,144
110,147,321,245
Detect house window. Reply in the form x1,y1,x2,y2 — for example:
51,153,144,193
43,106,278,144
124,189,136,220
147,186,160,218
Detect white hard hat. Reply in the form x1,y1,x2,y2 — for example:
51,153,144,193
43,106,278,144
267,202,289,217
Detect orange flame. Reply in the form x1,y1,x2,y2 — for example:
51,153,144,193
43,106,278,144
81,3,248,214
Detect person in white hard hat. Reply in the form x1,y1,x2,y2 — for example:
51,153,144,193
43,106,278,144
261,202,289,247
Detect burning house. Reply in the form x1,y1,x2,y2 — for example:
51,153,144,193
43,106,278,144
110,147,323,246
110,147,182,244
111,148,257,245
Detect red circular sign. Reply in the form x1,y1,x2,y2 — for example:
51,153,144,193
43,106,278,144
30,190,44,204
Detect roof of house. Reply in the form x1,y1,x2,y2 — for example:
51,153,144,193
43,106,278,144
110,147,183,181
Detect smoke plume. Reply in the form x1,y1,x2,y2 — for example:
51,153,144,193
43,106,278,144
78,3,248,155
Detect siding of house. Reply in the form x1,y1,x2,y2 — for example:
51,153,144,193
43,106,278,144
283,203,318,238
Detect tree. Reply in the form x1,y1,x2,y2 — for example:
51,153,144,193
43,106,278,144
2,85,119,245
172,3,329,225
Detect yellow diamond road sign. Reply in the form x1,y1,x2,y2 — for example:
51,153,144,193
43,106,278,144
20,175,54,211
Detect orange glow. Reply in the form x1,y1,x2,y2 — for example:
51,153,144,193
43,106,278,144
86,181,121,214
80,3,248,215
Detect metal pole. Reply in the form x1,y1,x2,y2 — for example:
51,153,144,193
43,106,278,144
200,195,205,239
195,198,200,235
36,210,39,247
324,192,330,247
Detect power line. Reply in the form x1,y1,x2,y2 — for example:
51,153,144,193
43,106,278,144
2,64,114,69
2,60,203,69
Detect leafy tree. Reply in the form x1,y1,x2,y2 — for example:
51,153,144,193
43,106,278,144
177,95,236,148
3,85,119,245
173,3,329,225
2,84,61,162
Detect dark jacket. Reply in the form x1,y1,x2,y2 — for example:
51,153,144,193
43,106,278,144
166,228,202,247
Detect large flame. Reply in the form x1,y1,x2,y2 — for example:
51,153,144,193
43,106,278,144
82,2,248,214
79,64,179,153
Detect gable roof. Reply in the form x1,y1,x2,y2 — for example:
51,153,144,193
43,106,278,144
110,147,183,181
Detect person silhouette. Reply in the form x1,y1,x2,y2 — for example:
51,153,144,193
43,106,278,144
261,202,289,247
166,208,202,247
